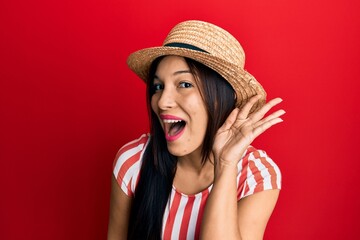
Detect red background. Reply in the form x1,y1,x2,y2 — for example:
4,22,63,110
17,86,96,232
1,0,360,239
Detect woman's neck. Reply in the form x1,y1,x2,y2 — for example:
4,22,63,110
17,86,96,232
176,146,213,173
174,152,215,195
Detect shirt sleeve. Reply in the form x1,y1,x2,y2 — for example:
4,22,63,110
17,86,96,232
112,133,150,197
237,146,282,200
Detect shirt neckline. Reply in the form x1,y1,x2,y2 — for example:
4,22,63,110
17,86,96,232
172,184,213,198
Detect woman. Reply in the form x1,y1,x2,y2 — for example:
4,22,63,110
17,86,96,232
108,20,285,240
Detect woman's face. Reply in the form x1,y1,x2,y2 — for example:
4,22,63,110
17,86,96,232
151,56,208,158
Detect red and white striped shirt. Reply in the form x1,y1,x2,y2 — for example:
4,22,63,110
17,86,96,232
113,133,281,240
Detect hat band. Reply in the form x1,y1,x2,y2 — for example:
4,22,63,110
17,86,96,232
164,42,209,53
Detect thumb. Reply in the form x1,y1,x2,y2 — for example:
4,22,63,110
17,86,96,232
218,108,239,131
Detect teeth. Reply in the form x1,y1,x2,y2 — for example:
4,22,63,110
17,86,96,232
163,119,182,123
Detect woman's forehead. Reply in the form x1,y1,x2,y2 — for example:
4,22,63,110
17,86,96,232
155,56,192,79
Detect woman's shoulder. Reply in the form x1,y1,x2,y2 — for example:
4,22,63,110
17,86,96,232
114,133,150,161
112,133,150,197
237,145,282,199
239,145,281,176
240,145,275,164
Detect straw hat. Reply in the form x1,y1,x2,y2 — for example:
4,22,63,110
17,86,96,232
127,20,266,112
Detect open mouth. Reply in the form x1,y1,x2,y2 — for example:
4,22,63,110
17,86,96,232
162,119,186,141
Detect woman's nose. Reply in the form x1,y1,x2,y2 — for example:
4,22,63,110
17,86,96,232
157,87,176,110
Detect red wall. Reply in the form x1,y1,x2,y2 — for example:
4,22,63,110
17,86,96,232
1,0,360,239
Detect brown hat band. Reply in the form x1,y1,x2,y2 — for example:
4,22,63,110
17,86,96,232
164,42,208,53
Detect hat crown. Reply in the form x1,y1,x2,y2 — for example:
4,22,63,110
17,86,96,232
126,20,266,113
163,20,246,69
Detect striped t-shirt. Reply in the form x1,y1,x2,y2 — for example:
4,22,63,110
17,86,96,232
113,133,281,240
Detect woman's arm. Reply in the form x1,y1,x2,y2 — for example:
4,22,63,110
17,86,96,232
237,189,279,239
200,166,279,240
200,96,284,239
200,164,240,239
107,175,132,240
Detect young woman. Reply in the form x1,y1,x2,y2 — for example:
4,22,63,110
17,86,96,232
108,20,285,240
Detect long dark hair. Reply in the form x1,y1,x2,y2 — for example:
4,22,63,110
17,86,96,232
127,57,236,240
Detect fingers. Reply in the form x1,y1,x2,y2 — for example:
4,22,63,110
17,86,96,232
253,109,286,129
249,97,283,122
219,108,240,131
237,95,262,121
252,116,284,138
221,96,285,134
251,106,285,138
235,96,285,139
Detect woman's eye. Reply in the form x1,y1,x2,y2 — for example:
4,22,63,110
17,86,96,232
152,83,163,92
179,82,193,88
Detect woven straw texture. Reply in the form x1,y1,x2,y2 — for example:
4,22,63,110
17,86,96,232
127,20,266,112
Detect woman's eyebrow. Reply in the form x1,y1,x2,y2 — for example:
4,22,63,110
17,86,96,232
154,70,191,80
173,70,191,76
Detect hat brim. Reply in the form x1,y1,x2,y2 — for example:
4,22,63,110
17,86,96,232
127,46,266,112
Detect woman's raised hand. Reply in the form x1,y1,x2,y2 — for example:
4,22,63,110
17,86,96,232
212,95,285,168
